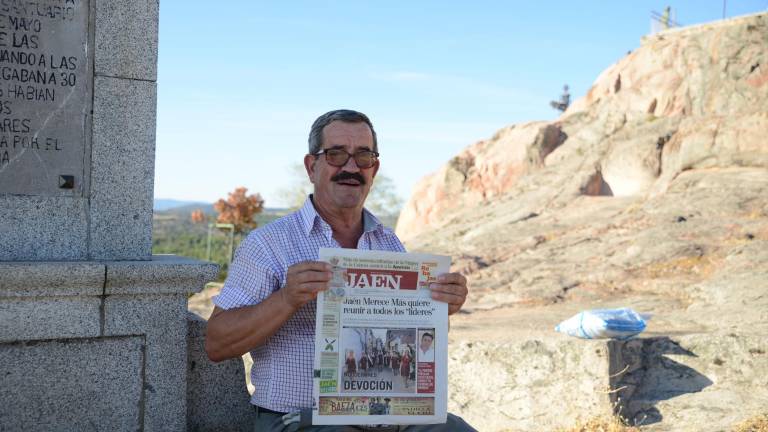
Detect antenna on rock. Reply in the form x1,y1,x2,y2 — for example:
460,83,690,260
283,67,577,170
650,6,682,33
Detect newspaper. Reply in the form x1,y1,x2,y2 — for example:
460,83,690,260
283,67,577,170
312,248,450,425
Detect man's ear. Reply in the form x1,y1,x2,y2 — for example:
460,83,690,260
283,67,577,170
304,154,317,184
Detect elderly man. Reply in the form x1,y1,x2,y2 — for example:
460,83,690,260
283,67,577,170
205,109,475,431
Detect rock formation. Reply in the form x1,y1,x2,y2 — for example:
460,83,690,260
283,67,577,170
397,12,768,431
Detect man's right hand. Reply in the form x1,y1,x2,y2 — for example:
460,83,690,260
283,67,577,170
206,260,332,362
280,261,332,310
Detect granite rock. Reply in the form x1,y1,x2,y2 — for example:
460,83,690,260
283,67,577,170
0,196,89,261
0,336,144,431
0,261,104,297
104,294,188,432
397,13,768,242
89,76,157,260
105,255,219,295
0,297,101,343
187,313,254,432
398,13,768,432
95,0,159,80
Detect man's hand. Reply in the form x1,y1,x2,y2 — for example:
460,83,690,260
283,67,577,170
429,272,468,315
280,261,332,310
206,261,331,361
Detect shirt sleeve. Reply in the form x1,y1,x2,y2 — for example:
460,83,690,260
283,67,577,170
212,234,279,310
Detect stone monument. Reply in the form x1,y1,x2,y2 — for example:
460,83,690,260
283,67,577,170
0,1,218,430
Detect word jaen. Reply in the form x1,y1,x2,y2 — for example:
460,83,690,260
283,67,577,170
346,272,402,290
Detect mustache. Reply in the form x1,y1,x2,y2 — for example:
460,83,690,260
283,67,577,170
331,171,366,185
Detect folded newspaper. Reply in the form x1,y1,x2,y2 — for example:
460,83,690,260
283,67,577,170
312,248,450,425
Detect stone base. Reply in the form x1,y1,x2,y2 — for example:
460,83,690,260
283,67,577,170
0,255,217,432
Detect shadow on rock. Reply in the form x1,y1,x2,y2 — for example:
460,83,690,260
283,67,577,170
607,337,713,426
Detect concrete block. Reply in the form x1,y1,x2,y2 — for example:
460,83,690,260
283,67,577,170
0,297,101,342
0,196,88,261
187,313,254,432
90,76,156,260
95,0,158,80
0,261,104,298
106,255,219,295
0,336,144,431
104,294,187,432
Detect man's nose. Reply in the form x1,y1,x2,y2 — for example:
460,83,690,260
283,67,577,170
342,153,361,172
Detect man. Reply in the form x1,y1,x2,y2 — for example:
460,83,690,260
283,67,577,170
205,109,476,431
418,332,435,363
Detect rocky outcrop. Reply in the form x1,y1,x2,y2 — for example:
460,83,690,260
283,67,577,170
397,12,768,242
398,12,768,432
396,121,568,241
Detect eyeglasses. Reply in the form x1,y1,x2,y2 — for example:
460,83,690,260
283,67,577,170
313,148,379,168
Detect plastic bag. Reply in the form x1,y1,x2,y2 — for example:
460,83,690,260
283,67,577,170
554,307,648,340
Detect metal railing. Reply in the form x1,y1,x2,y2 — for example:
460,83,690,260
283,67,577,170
206,222,235,263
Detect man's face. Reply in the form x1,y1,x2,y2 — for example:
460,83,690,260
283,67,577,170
420,334,433,351
305,120,378,211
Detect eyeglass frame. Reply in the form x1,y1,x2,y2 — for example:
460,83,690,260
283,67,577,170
311,148,380,168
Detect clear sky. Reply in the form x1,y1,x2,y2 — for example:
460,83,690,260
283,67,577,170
154,1,768,207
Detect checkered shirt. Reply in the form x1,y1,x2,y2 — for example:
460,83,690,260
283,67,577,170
212,196,405,412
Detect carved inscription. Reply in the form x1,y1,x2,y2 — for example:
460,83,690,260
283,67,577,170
0,0,89,196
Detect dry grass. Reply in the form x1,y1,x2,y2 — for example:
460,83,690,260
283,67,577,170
554,415,640,432
733,413,768,432
515,412,768,432
641,254,719,280
745,208,766,220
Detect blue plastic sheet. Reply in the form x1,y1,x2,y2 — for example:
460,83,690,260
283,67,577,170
555,307,648,340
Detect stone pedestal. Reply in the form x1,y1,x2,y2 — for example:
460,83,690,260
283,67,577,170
0,257,218,431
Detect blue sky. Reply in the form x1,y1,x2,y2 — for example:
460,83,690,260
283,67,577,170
154,1,768,207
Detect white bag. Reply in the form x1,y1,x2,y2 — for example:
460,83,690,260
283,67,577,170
555,307,648,340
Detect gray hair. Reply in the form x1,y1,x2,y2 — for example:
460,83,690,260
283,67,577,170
308,109,378,154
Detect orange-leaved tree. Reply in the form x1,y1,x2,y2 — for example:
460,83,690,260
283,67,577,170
213,187,265,233
190,209,206,224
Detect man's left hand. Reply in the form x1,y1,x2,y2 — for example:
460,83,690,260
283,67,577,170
429,273,468,315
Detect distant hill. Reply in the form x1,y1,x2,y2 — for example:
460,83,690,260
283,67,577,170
153,201,290,225
161,203,217,217
153,199,210,212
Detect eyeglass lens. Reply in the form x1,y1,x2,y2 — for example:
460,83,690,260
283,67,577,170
325,149,377,168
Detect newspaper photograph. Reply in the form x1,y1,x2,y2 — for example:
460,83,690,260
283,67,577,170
312,248,450,425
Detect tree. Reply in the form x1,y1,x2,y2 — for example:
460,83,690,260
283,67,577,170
213,187,265,233
190,209,206,224
279,163,404,228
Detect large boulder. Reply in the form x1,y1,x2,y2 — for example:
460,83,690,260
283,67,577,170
398,12,768,432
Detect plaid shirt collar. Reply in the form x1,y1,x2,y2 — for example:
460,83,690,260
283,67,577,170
297,195,383,237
